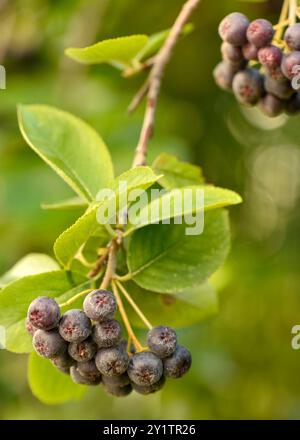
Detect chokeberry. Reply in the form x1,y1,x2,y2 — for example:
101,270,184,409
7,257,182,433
232,68,264,105
70,366,101,386
68,337,97,362
83,289,117,322
52,351,76,370
95,346,129,377
92,319,122,348
213,61,238,91
285,93,300,114
102,383,132,397
164,345,192,379
147,326,177,359
27,296,60,331
59,309,92,343
218,12,249,46
221,42,244,64
33,329,67,359
128,352,163,386
242,42,258,61
284,23,300,51
258,45,282,69
265,76,294,100
25,316,38,336
246,18,274,48
132,375,166,395
102,372,130,388
259,94,285,117
77,360,102,381
281,51,300,80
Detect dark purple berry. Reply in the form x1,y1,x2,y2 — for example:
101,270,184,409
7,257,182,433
128,352,163,386
102,383,132,397
70,366,101,385
83,289,117,322
102,372,130,388
259,94,285,117
52,351,76,370
77,360,102,381
265,76,294,99
27,296,60,331
68,337,97,362
232,68,264,105
218,12,249,46
59,309,92,343
33,329,67,359
164,345,192,379
246,19,274,48
242,42,258,61
132,375,166,395
258,45,282,69
285,93,300,114
281,51,300,80
213,61,239,91
25,316,38,336
92,319,122,348
95,346,129,377
284,23,300,50
221,42,244,63
56,365,70,375
147,326,177,359
265,66,286,82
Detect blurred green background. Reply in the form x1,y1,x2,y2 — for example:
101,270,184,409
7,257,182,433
1,0,300,420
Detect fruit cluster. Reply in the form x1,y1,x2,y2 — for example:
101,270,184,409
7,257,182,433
214,12,300,117
26,290,191,397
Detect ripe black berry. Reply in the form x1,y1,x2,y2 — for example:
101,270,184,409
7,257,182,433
221,42,243,64
265,76,294,100
281,51,300,80
25,316,38,336
95,346,129,377
27,296,60,331
132,375,166,395
242,42,258,61
68,337,97,362
285,93,300,114
147,326,177,359
127,352,163,386
92,319,122,348
102,372,130,388
218,12,249,46
83,289,117,322
52,351,76,370
258,45,282,69
33,329,67,359
232,68,264,105
284,23,300,51
213,61,238,91
102,383,132,397
77,360,102,381
59,309,92,343
259,94,285,117
164,345,192,379
70,366,101,385
246,19,274,48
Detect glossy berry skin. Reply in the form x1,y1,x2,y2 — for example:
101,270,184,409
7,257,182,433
281,52,300,80
128,352,163,386
265,76,294,100
285,93,300,114
221,42,243,64
258,45,282,70
259,94,285,118
232,68,264,105
83,289,117,322
102,383,132,397
92,319,122,348
218,12,249,46
27,296,60,331
132,375,166,395
242,42,258,61
213,61,238,91
33,329,67,359
284,23,300,51
164,345,192,379
25,316,38,336
77,360,102,381
147,326,177,359
246,19,274,48
102,372,130,388
95,346,129,377
68,337,97,362
70,366,101,385
59,309,92,343
52,351,76,370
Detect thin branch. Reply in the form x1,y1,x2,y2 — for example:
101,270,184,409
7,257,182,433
127,78,150,114
59,288,93,308
99,240,118,289
88,247,109,278
132,0,201,168
289,0,297,25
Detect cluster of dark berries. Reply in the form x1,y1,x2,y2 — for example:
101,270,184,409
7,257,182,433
214,13,300,117
26,290,191,397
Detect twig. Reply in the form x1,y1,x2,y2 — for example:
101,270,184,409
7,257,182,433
116,281,153,330
131,0,201,168
88,247,109,278
275,0,290,40
122,57,156,78
127,78,150,114
289,0,297,25
59,288,93,308
99,240,118,289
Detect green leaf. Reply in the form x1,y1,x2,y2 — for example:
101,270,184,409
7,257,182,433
18,105,114,201
0,271,87,353
125,185,242,235
41,196,88,211
124,281,218,329
152,153,204,190
0,254,59,288
135,23,194,62
28,352,86,404
65,35,149,69
127,210,231,293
